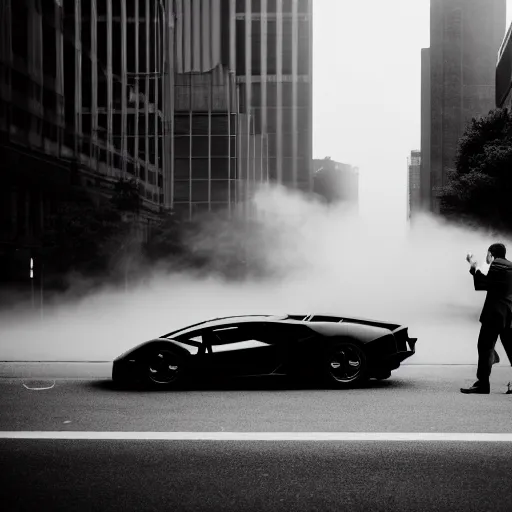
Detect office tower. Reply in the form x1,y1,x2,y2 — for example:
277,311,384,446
407,150,421,219
420,48,430,211
422,0,506,213
312,157,359,206
0,0,168,286
171,0,268,219
496,23,512,108
233,0,313,193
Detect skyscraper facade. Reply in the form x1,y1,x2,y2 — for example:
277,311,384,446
170,0,269,220
407,150,421,219
496,22,512,108
233,0,313,193
420,48,430,211
169,0,313,218
0,0,170,287
423,0,506,213
312,158,359,206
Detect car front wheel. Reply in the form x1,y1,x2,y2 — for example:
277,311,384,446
145,349,185,389
325,342,368,388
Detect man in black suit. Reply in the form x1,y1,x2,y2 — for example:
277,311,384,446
461,243,512,394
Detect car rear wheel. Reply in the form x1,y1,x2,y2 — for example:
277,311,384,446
145,349,184,389
325,342,368,388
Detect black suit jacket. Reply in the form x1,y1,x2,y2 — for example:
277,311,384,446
470,257,512,329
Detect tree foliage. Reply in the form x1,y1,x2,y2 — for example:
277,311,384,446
440,108,512,231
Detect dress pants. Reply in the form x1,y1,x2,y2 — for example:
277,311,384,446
476,323,512,384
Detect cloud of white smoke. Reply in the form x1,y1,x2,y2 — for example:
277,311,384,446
0,184,510,365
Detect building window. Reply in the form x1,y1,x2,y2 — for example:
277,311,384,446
175,115,190,135
191,136,209,157
43,87,57,114
117,154,124,169
11,70,31,100
211,158,231,179
174,181,190,202
191,158,209,180
42,23,57,79
210,114,226,135
211,181,229,202
174,158,190,179
191,115,209,135
210,136,230,157
11,2,28,59
191,180,209,202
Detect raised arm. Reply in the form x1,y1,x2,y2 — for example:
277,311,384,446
470,263,505,292
469,265,488,291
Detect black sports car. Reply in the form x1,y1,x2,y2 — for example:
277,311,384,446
112,314,417,389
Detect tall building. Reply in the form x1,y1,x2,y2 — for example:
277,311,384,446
172,65,268,219
170,1,272,220
0,0,170,287
422,0,506,213
496,22,512,108
312,157,359,206
233,0,313,193
169,0,313,219
407,150,421,219
420,48,430,211
76,0,167,210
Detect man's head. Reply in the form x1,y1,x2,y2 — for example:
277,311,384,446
486,243,507,264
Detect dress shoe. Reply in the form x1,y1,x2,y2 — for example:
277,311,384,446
460,384,490,394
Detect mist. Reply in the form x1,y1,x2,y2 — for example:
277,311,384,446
0,184,510,365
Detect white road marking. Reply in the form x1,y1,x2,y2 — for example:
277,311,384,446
22,381,55,391
1,432,512,441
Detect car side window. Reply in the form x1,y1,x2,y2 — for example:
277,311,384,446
207,325,272,353
167,335,202,355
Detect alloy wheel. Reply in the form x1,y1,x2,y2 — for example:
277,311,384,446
328,344,366,384
147,350,181,385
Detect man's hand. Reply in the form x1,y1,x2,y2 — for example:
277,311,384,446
467,252,480,273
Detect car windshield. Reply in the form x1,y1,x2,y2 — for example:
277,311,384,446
160,315,287,339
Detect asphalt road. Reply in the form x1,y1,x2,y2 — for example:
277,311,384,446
2,440,512,512
0,364,511,432
1,364,512,511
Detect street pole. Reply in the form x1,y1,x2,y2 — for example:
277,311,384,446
30,257,34,310
40,262,44,321
125,254,129,293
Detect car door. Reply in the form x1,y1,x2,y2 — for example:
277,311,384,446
201,322,284,377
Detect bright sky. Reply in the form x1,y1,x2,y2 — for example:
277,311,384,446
313,0,512,229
